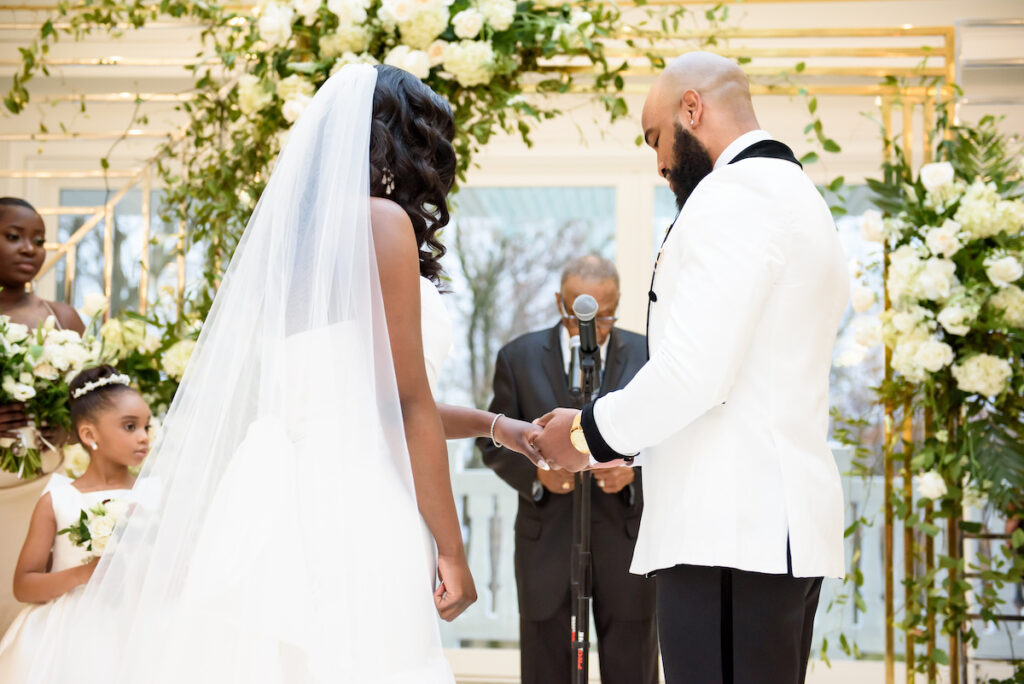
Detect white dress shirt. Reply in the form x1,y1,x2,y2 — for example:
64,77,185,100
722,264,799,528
589,132,850,579
559,324,609,377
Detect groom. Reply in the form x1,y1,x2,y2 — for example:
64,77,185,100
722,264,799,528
531,52,850,684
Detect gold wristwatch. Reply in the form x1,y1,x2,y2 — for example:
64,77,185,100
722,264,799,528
570,412,590,455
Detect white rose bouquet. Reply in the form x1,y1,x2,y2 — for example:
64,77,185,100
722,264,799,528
0,315,100,478
58,498,131,560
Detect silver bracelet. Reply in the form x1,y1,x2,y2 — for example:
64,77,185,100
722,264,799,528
490,413,505,448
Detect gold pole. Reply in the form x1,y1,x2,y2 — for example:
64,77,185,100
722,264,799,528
923,409,936,683
903,101,915,173
64,245,76,304
103,204,115,321
922,104,935,165
139,169,152,314
881,95,896,684
903,401,916,682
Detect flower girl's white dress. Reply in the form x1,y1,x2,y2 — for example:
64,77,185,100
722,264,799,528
0,474,132,681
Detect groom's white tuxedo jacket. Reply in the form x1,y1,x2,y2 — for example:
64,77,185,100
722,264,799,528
584,130,849,579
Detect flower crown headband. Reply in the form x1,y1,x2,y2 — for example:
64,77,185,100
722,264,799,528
71,373,132,400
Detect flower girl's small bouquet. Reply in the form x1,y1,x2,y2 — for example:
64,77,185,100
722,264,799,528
0,315,99,478
58,498,131,560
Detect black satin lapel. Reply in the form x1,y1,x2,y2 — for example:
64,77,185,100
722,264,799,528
728,139,802,168
542,324,575,407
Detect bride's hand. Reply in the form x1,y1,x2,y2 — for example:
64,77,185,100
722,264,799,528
434,553,477,622
493,416,548,469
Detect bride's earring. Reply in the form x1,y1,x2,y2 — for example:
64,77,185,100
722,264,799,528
690,117,695,126
382,167,395,196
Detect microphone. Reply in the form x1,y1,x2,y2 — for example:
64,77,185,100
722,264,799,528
571,295,602,401
572,294,599,355
568,335,584,400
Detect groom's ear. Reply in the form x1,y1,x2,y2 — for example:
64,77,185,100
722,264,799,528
680,89,703,127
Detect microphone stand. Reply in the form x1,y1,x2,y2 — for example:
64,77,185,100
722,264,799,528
570,345,600,684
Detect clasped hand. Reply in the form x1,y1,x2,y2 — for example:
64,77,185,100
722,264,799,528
497,409,629,473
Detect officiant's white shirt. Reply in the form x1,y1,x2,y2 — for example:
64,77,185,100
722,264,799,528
593,130,850,578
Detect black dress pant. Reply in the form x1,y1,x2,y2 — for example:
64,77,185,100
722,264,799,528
519,589,659,684
655,559,822,684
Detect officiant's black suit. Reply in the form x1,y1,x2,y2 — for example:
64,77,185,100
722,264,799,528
479,324,657,684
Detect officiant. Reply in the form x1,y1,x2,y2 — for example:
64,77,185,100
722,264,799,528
478,255,657,684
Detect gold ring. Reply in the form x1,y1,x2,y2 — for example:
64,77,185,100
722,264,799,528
561,481,570,491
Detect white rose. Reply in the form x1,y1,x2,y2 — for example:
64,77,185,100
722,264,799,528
257,2,295,46
33,360,58,381
851,282,876,313
954,180,1005,240
984,254,1023,288
952,354,1013,397
276,74,315,101
88,514,116,541
916,471,948,500
919,161,954,194
913,338,954,373
91,536,108,556
104,499,130,519
381,0,415,22
988,285,1024,328
79,293,108,319
5,322,29,344
292,0,321,22
281,93,313,123
917,257,957,301
162,339,197,381
452,8,484,39
924,219,963,258
859,209,885,244
63,443,90,479
384,45,430,79
426,39,448,66
937,305,973,336
569,9,594,36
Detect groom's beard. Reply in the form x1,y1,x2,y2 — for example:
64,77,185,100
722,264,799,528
667,122,714,210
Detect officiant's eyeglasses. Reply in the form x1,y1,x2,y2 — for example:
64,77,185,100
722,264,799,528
560,302,617,330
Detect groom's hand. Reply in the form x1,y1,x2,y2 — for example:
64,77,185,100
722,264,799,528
532,408,589,472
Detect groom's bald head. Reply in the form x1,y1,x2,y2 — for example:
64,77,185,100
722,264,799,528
641,52,760,196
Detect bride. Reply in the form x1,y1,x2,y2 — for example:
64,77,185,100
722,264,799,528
30,64,541,683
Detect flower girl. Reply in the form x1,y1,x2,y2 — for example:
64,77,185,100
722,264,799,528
0,365,150,680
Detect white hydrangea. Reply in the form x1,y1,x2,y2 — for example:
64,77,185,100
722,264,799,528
398,5,449,49
162,339,197,381
327,0,368,23
984,253,1023,288
953,180,1023,239
913,338,954,373
320,25,370,56
952,353,1013,397
886,244,923,304
916,257,957,301
257,2,295,46
442,39,495,87
277,74,315,101
988,285,1024,328
237,74,274,115
281,94,313,123
452,8,485,39
859,209,885,243
329,52,379,76
479,0,515,30
384,45,431,79
924,219,963,258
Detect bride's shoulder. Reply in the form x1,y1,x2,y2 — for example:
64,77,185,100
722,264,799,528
369,197,418,269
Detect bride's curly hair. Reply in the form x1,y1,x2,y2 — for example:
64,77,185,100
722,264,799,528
369,65,456,286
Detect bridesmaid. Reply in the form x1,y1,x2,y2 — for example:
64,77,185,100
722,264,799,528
0,197,85,635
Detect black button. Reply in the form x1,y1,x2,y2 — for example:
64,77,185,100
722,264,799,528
648,290,658,302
